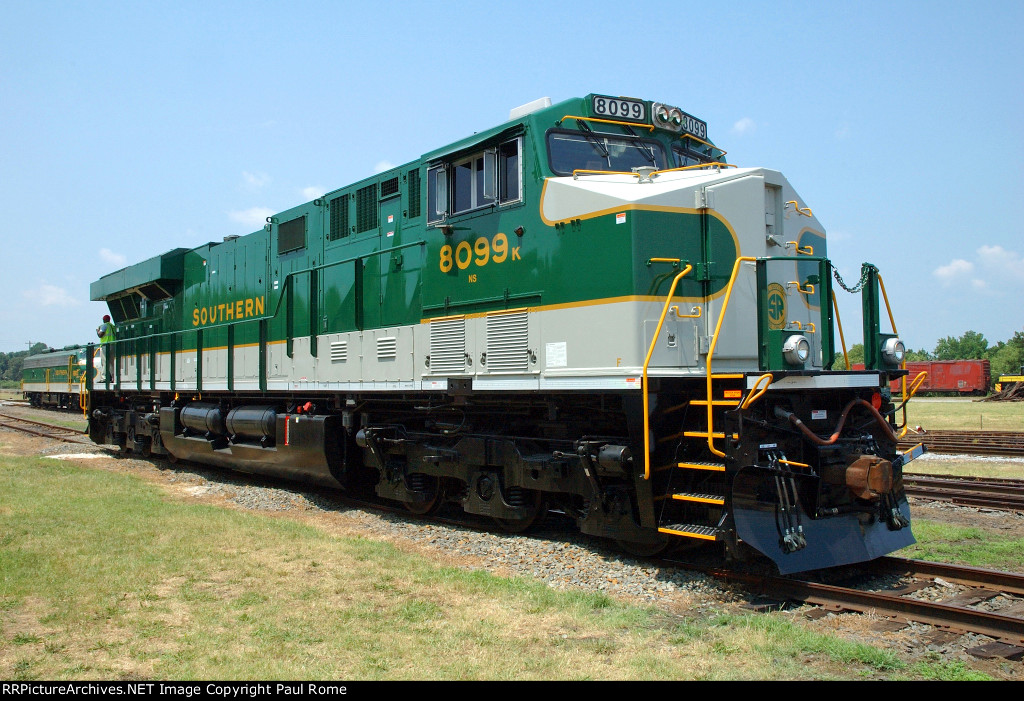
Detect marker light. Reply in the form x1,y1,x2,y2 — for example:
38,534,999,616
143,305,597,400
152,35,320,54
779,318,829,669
881,337,906,365
783,335,811,366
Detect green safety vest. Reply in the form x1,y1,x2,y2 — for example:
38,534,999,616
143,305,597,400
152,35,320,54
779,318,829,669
99,322,115,344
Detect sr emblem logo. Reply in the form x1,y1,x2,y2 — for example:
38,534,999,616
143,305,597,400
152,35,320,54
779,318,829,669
766,282,787,330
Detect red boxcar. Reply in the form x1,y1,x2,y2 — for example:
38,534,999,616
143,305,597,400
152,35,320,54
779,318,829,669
851,360,990,395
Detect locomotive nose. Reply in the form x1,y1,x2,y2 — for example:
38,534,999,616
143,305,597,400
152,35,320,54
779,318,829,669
842,455,894,501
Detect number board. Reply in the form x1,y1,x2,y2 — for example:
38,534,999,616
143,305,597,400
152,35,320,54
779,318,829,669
591,95,646,123
680,111,708,140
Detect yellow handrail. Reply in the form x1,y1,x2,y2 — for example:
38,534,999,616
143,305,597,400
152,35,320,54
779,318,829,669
785,200,813,217
741,373,774,409
908,371,928,396
558,115,655,131
785,242,814,255
877,274,899,340
876,273,918,438
671,305,702,319
649,162,737,175
789,281,815,295
571,169,640,179
678,133,727,158
642,262,694,479
832,291,850,370
706,257,758,457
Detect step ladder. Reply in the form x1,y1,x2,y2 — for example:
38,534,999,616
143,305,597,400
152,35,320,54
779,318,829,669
655,374,745,542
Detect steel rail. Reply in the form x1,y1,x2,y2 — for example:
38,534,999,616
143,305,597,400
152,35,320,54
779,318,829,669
663,557,1024,645
0,412,90,443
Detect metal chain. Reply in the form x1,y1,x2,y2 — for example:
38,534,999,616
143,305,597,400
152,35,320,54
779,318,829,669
832,263,877,294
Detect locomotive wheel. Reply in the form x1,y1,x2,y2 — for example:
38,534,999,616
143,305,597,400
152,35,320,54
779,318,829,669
403,475,442,516
492,488,547,533
615,537,670,557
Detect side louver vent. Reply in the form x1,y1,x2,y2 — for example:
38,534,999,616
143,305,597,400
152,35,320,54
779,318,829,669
486,311,529,372
376,336,397,361
330,341,348,363
429,317,466,374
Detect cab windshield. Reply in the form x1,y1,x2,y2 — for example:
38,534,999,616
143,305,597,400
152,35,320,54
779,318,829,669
547,130,668,176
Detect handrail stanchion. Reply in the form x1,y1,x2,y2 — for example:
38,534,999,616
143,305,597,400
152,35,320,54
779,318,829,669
642,262,693,480
705,257,757,457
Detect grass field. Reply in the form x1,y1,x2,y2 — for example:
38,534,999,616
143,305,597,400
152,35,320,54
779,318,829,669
904,397,1024,432
0,450,997,681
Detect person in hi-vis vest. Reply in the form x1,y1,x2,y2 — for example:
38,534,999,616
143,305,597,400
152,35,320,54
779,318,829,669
96,314,115,382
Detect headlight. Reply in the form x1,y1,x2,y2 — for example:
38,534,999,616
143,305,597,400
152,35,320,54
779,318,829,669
783,335,810,366
881,337,906,365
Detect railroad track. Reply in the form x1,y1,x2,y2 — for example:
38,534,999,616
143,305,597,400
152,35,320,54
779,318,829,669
4,413,1023,661
899,430,1024,457
671,556,1024,660
904,473,1024,512
0,411,91,444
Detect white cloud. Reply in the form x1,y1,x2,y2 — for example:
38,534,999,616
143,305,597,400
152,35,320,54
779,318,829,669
228,207,275,228
302,186,325,201
25,284,79,307
731,117,756,136
374,160,397,174
242,171,271,188
976,244,1023,275
933,244,1024,292
933,258,973,284
99,248,127,267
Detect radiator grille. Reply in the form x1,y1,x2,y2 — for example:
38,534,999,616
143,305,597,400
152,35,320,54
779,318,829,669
356,184,378,233
486,311,529,372
330,340,347,363
376,336,397,361
429,317,466,374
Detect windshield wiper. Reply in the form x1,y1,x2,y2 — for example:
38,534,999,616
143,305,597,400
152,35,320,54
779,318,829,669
574,119,609,160
623,125,656,165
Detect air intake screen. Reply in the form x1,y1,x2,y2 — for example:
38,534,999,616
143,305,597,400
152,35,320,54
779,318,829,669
407,168,421,219
356,184,378,233
278,215,306,255
380,177,399,198
329,194,349,241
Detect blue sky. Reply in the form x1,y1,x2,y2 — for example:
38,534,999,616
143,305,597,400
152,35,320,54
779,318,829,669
1,1,1021,355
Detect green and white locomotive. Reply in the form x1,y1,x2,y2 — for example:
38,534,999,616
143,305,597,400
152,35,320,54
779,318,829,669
87,93,921,573
22,346,89,410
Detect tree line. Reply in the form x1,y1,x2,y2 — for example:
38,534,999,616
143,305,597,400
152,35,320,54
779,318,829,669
0,342,51,386
834,329,1024,384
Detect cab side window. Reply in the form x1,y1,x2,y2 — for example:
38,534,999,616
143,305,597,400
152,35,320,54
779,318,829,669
428,136,522,223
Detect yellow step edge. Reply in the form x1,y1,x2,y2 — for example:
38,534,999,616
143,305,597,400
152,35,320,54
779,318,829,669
682,431,738,439
689,400,741,407
658,527,719,541
671,494,725,505
710,373,744,379
677,462,726,472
